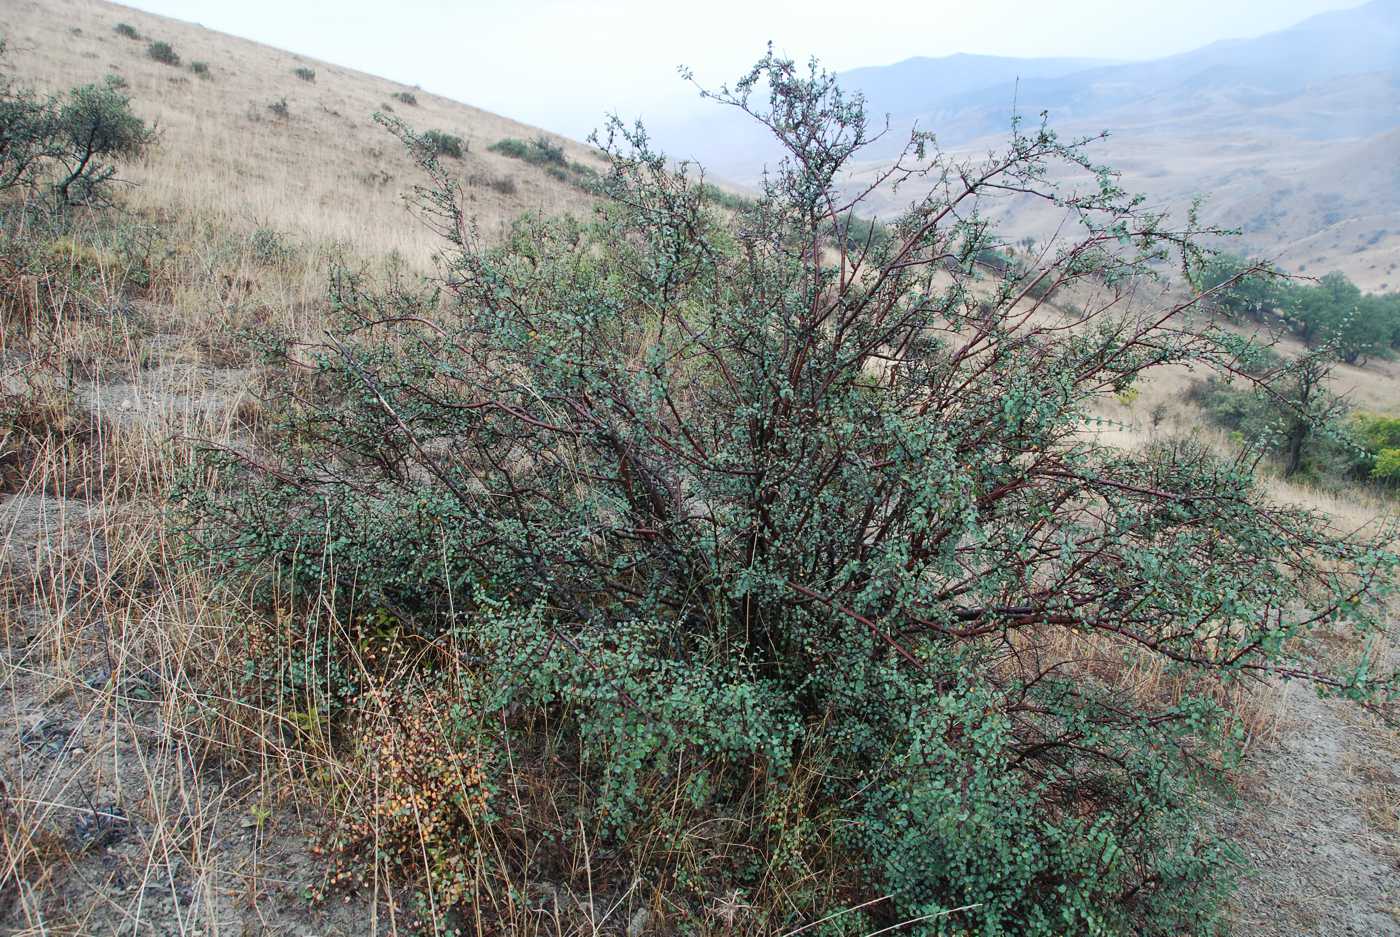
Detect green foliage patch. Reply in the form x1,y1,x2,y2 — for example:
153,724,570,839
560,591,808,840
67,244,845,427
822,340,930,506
0,53,156,208
419,128,465,159
488,135,597,190
146,40,179,66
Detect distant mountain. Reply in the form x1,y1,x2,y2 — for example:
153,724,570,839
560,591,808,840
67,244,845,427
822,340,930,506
876,0,1400,149
652,0,1400,290
661,0,1399,177
839,54,1115,121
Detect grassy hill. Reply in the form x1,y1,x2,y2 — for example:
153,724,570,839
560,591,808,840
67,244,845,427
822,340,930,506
3,0,602,265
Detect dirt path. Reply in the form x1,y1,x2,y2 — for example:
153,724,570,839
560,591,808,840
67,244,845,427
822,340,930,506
1227,683,1400,936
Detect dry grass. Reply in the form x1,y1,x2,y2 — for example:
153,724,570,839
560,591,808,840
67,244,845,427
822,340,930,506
2,0,603,270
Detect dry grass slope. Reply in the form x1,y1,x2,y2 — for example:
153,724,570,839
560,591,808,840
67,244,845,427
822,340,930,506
3,0,603,267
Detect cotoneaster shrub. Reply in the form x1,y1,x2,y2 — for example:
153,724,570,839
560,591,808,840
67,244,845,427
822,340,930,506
179,52,1398,936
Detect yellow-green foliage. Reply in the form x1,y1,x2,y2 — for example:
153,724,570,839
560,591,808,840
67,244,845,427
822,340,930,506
1352,413,1400,482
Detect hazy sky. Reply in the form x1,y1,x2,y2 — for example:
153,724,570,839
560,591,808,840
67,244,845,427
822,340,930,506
124,0,1367,138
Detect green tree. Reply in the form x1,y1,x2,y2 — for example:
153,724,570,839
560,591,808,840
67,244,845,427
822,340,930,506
0,51,154,207
1271,350,1347,477
182,53,1398,935
1191,252,1284,322
1284,272,1396,365
49,77,156,205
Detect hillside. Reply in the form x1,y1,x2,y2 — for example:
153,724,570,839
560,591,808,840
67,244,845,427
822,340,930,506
661,0,1400,290
2,2,1399,936
848,0,1400,148
2,0,602,265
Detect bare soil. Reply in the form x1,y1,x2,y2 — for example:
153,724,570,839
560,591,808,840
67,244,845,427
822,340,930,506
1227,682,1400,936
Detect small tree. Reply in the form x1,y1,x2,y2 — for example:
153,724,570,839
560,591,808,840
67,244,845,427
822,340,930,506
0,50,154,208
1272,350,1346,477
184,53,1398,935
1191,252,1285,322
49,78,156,205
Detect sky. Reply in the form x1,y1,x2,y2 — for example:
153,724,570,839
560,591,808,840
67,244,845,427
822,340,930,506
124,0,1368,139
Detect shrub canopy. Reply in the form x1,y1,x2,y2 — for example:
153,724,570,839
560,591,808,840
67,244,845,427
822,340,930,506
182,53,1398,935
0,61,154,207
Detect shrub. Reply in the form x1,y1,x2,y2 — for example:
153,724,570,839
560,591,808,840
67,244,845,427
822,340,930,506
190,61,210,79
419,129,464,159
0,61,156,207
294,66,316,83
248,226,294,266
266,97,289,119
489,135,565,167
146,40,179,66
320,677,494,914
1351,413,1400,484
528,135,564,166
184,53,1398,935
114,23,140,40
488,135,600,192
487,137,528,161
1373,447,1400,483
392,91,417,106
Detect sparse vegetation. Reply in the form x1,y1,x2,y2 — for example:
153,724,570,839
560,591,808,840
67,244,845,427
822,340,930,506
488,134,598,190
145,40,179,66
469,172,517,195
392,90,417,106
266,97,289,119
294,66,316,83
189,60,210,79
249,226,295,266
